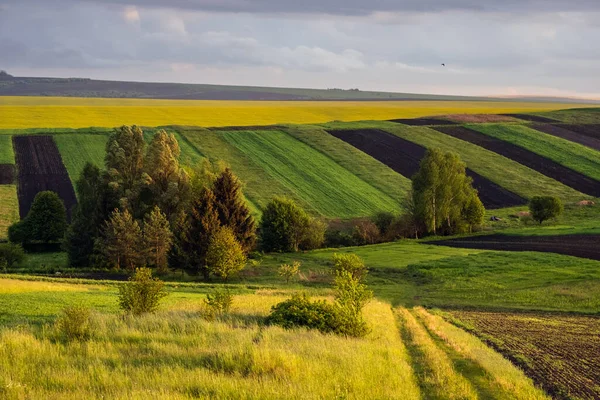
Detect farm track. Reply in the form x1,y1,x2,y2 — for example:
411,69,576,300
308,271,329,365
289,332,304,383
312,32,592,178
0,165,15,184
449,310,600,400
326,128,526,209
430,234,600,261
501,114,558,123
434,126,600,197
531,123,600,151
12,136,77,219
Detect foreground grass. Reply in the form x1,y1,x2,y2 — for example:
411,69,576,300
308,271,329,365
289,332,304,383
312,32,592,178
471,123,600,181
0,285,421,399
0,185,19,239
0,97,586,129
0,136,14,164
54,134,109,185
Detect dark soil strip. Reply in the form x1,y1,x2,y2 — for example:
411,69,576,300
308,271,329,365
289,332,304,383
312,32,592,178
555,124,600,140
501,114,558,123
12,136,77,220
434,126,600,197
0,164,15,184
388,118,457,126
430,234,600,261
530,123,600,151
326,129,526,209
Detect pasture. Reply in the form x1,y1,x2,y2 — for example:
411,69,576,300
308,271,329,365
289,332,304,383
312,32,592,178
0,96,587,129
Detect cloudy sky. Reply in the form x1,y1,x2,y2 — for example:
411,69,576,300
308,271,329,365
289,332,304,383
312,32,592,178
1,0,599,98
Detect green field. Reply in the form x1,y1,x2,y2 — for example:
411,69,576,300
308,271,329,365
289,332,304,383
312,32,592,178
471,123,600,181
0,185,19,238
540,107,600,123
54,134,109,184
0,136,14,164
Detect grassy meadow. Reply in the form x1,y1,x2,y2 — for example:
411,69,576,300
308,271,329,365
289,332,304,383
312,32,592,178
0,185,19,238
54,134,109,185
0,96,588,129
0,135,14,164
0,276,548,399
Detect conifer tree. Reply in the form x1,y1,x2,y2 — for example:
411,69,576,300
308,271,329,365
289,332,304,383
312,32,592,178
143,206,173,272
100,209,144,271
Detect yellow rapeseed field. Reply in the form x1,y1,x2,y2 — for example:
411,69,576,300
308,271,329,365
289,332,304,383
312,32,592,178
0,96,587,129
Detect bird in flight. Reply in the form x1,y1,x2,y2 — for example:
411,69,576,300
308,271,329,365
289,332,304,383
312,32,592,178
441,63,446,67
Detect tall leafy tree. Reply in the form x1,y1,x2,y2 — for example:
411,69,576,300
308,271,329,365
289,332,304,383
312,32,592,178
104,125,146,211
529,196,563,224
212,168,256,252
65,163,104,267
206,226,247,281
9,191,67,245
412,149,483,235
260,197,311,252
180,188,221,279
100,209,144,271
140,130,190,220
143,206,173,272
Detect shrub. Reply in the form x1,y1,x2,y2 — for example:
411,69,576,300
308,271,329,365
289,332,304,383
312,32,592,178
206,226,247,281
372,212,395,235
0,243,25,268
333,270,372,338
55,306,92,341
332,253,367,281
259,197,310,252
278,261,300,283
351,220,381,246
266,294,340,334
300,219,327,250
8,191,67,245
118,267,168,315
204,289,234,316
529,196,563,224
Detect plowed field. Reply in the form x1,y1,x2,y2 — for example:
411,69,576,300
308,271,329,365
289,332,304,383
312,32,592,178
449,310,600,399
531,123,600,151
12,136,77,219
434,126,600,197
327,128,525,209
0,165,14,184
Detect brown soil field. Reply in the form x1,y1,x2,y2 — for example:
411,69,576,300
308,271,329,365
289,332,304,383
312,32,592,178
388,117,457,126
326,128,525,209
501,114,559,123
12,136,77,220
431,234,600,261
556,124,600,139
442,114,518,123
0,164,15,184
448,310,600,400
531,123,600,151
434,126,600,197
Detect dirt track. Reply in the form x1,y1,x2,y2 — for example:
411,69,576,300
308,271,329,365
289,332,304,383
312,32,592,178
434,126,600,197
0,164,14,184
327,128,525,209
431,234,600,261
531,123,600,151
13,136,77,220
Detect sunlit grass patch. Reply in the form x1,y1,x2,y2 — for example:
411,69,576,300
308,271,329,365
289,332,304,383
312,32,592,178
0,185,19,239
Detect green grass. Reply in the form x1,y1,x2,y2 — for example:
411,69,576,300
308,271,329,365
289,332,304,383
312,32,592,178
538,108,600,124
0,185,19,239
282,124,411,205
220,129,400,218
54,134,108,185
0,136,14,164
471,123,600,181
322,120,584,202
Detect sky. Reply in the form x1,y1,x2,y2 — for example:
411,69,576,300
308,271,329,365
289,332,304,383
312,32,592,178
1,0,599,98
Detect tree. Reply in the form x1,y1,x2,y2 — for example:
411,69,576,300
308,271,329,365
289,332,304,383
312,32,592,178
278,261,300,283
100,209,144,271
104,125,146,211
351,220,381,245
300,218,327,250
64,163,103,267
529,196,563,224
118,267,168,315
412,149,484,235
206,226,247,281
139,130,190,220
212,168,256,253
181,188,221,279
143,206,173,273
332,253,368,281
463,194,485,233
260,197,311,252
0,243,25,269
9,191,67,244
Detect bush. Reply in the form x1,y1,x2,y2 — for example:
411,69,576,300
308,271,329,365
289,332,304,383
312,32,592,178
204,289,234,316
372,212,395,235
333,271,372,337
324,229,355,248
266,294,341,334
55,306,92,341
300,219,327,250
259,197,310,252
278,261,300,283
206,227,247,281
351,220,381,246
0,243,25,269
529,196,563,224
332,253,367,281
9,191,67,245
118,267,168,315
